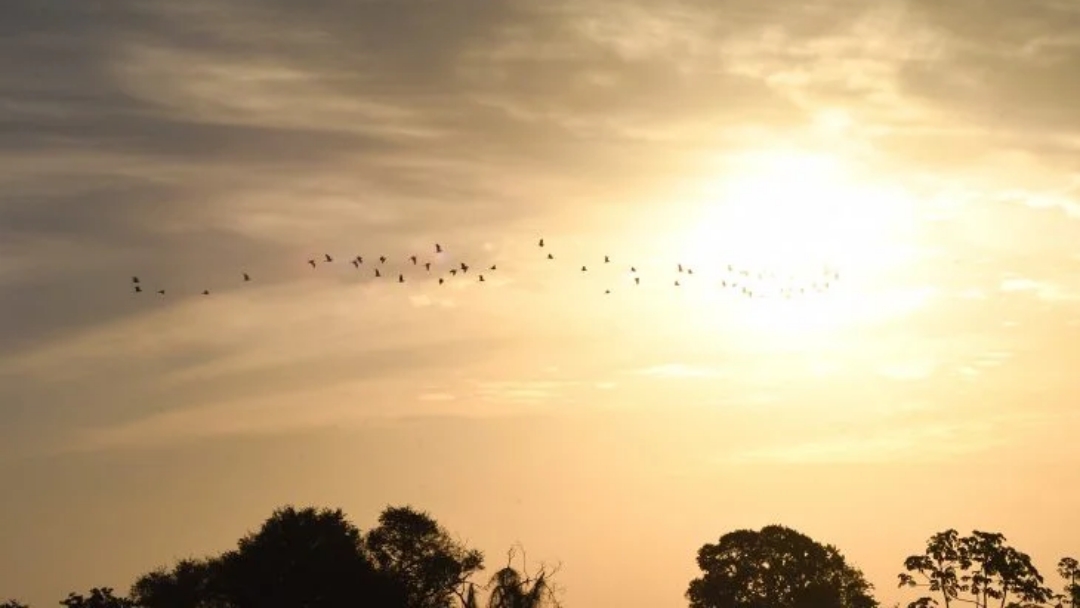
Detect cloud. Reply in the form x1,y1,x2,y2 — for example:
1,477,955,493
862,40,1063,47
635,363,721,379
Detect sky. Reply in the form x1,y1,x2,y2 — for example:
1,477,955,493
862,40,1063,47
2,0,1079,605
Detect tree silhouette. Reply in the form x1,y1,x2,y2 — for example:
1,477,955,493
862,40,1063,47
212,505,406,608
483,546,561,608
1058,557,1080,608
898,529,1053,608
1,601,29,608
130,557,225,608
686,524,878,608
364,505,484,608
59,588,134,608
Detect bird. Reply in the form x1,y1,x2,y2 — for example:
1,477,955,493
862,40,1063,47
202,290,210,295
630,267,636,272
410,255,417,265
324,254,333,263
634,277,640,285
351,259,359,268
243,273,250,281
604,255,610,263
605,289,611,294
450,269,458,276
674,281,680,287
489,264,496,271
547,253,554,260
375,269,381,278
379,256,387,264
538,238,544,247
479,275,485,282
132,276,140,284
308,259,316,268
438,278,444,285
460,262,468,272
678,263,684,273
424,262,431,271
435,243,442,253
398,274,405,283
134,285,142,293
356,256,363,264
157,289,166,295
581,266,587,272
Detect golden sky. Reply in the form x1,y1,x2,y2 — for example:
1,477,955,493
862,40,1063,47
2,0,1079,605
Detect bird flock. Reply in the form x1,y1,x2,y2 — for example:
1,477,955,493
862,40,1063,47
128,238,842,301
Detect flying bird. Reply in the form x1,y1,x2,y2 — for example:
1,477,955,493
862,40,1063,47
398,274,405,283
460,262,468,272
424,262,431,271
438,278,444,285
410,255,417,265
356,256,363,264
243,273,250,281
489,264,496,271
478,275,485,282
157,289,166,295
547,253,554,260
375,269,381,278
203,290,210,295
538,238,544,247
308,259,316,268
132,276,140,284
351,259,359,268
435,243,442,253
581,266,587,272
324,254,333,263
134,285,142,293
450,269,458,276
634,277,640,285
379,256,387,264
604,255,610,263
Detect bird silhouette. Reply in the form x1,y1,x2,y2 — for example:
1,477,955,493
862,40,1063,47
202,290,210,295
356,256,363,264
634,277,640,285
308,259,316,268
547,253,554,260
351,259,359,268
674,281,680,287
398,274,405,283
479,275,485,282
604,255,610,263
324,254,333,263
581,266,587,272
410,255,417,265
132,276,140,284
438,277,444,285
630,266,636,272
379,256,387,264
375,269,381,278
435,243,442,253
678,264,684,273
539,238,544,247
157,289,166,295
424,262,431,271
134,285,142,293
605,289,611,294
243,273,250,281
450,269,458,276
489,264,496,271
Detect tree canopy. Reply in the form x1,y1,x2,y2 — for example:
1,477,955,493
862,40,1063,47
686,524,878,608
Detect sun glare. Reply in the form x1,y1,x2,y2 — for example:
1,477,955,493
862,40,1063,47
673,148,918,337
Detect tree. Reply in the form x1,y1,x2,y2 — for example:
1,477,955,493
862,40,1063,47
1,601,30,608
59,588,134,608
484,546,561,608
686,524,878,608
898,529,1054,608
212,505,406,608
1058,557,1080,608
364,505,484,608
130,558,225,608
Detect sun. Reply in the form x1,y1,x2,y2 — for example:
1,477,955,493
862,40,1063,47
673,148,918,337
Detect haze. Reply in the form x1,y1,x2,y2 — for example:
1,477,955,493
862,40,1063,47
2,0,1078,606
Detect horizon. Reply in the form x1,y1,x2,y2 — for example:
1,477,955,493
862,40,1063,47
2,0,1079,606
